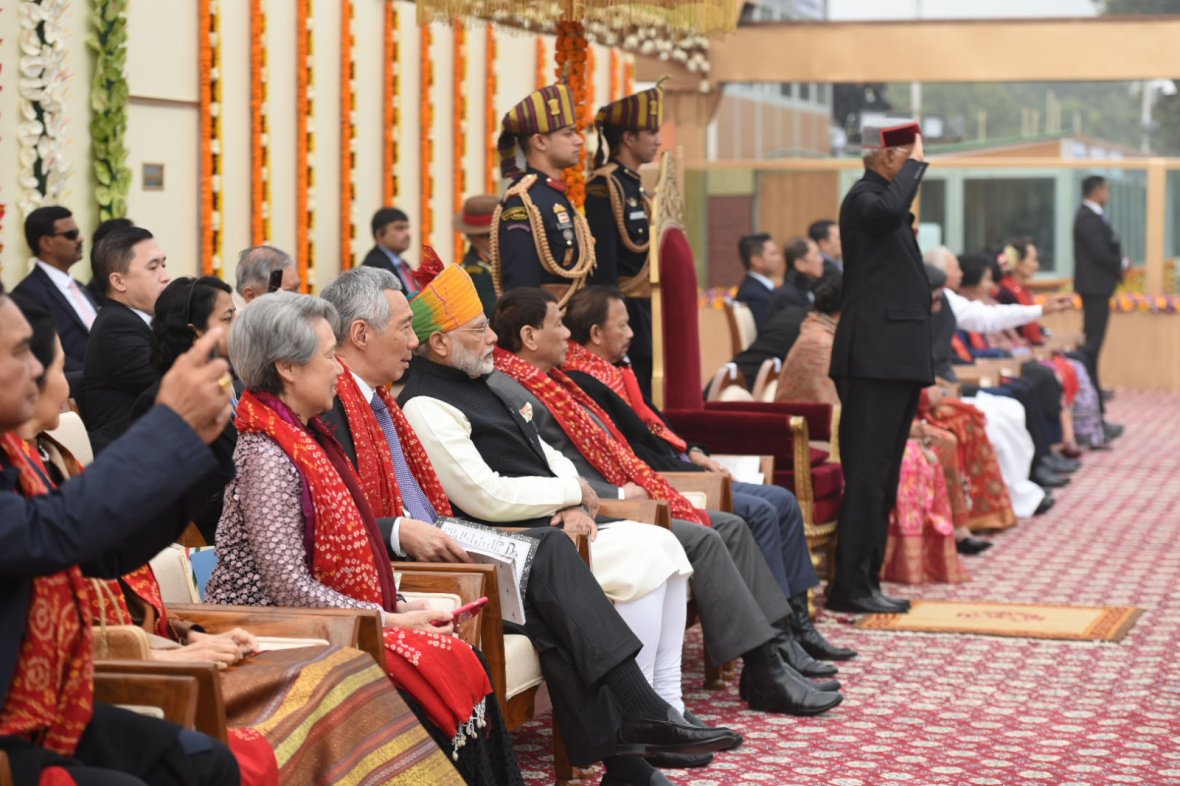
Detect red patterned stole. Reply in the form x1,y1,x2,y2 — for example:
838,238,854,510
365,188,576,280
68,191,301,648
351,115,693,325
563,341,688,452
999,275,1045,345
334,361,452,519
495,348,710,526
87,566,171,641
235,390,490,747
0,434,94,755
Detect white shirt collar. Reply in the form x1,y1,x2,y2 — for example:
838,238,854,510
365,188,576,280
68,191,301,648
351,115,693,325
35,260,74,291
349,368,377,404
1083,199,1105,216
747,271,775,291
130,307,153,326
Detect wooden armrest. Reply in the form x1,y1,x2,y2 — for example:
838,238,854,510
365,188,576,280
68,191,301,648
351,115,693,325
391,562,509,712
0,751,12,786
394,567,489,646
659,471,734,512
166,605,384,672
599,498,672,528
94,660,227,742
93,625,152,660
953,365,998,388
976,358,1023,378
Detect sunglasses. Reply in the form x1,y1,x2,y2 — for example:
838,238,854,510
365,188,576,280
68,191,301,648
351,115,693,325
54,229,81,241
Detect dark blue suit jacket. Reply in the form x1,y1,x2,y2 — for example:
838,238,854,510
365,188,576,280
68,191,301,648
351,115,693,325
735,274,774,331
362,246,417,295
12,265,99,373
0,406,234,713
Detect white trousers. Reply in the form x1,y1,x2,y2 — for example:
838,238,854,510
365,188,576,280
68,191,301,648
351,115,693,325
965,391,1046,518
612,573,689,712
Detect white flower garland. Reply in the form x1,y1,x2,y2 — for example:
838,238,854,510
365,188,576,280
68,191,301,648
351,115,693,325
18,0,70,216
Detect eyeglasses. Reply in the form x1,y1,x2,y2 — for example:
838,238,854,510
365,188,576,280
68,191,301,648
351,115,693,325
54,229,81,241
454,320,492,335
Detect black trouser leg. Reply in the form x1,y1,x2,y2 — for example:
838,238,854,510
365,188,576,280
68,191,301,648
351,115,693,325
1081,294,1111,396
510,527,643,767
830,378,922,599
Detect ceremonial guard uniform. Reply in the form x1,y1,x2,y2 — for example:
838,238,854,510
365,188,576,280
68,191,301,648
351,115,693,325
584,82,663,396
492,84,596,307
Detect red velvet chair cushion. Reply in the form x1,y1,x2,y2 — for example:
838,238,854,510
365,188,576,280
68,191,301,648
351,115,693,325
775,463,845,501
811,495,843,525
657,228,705,412
809,447,830,466
706,400,835,441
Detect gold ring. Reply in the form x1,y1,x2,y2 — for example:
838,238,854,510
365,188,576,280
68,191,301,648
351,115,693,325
218,374,233,394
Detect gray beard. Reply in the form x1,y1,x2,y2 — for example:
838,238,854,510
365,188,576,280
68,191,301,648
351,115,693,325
450,340,494,378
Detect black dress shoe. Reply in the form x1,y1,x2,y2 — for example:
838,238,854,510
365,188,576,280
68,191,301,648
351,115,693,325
873,590,911,612
1101,389,1115,403
739,654,843,715
1045,453,1081,474
956,536,993,555
615,717,736,757
682,710,742,751
812,678,841,692
788,592,858,661
825,594,906,615
644,751,714,769
1034,493,1056,516
774,633,839,677
1104,421,1124,440
1032,465,1070,489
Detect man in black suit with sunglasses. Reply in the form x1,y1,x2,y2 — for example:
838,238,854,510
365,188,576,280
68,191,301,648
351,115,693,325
13,206,100,372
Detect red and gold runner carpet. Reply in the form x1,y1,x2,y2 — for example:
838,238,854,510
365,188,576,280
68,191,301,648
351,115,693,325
511,391,1180,784
854,599,1143,642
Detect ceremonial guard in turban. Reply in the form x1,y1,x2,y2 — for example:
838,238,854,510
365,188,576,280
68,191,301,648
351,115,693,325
584,82,663,398
826,120,934,616
492,84,596,308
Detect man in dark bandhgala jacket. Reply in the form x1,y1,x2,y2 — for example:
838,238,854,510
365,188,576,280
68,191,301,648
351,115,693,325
392,265,734,785
0,289,239,785
1072,174,1124,406
826,120,932,615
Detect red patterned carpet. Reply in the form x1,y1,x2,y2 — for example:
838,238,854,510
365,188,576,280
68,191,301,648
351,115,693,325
510,391,1180,785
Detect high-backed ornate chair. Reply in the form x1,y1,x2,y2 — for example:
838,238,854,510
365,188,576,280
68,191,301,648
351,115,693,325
648,151,843,577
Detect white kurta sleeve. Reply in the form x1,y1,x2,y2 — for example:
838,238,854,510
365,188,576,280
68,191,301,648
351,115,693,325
946,289,1043,333
402,395,584,522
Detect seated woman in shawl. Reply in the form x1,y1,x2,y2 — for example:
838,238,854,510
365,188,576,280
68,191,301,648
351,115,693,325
994,239,1104,451
13,297,463,786
203,292,522,785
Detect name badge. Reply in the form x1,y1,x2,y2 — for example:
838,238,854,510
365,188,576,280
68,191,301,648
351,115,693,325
553,204,572,228
629,210,647,220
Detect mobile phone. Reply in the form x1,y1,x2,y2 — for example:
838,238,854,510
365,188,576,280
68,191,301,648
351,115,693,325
267,268,284,293
431,596,488,627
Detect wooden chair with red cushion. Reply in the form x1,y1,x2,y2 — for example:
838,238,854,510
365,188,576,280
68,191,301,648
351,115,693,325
648,151,843,578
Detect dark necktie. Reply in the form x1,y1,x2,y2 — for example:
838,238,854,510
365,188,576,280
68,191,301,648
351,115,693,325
369,392,436,522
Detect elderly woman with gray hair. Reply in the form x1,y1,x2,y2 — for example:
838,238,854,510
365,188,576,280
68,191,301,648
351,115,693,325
205,292,522,785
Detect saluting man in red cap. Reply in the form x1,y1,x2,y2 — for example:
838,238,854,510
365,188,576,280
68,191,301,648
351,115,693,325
826,120,935,616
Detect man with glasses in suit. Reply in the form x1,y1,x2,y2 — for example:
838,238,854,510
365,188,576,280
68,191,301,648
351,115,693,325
13,206,100,372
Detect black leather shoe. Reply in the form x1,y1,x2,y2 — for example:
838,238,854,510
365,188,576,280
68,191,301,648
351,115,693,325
956,536,993,555
615,717,736,757
774,633,838,677
1032,465,1070,489
1034,493,1056,516
644,751,714,769
788,593,858,661
602,769,674,786
1045,453,1081,474
825,593,903,615
874,590,911,612
1104,421,1124,440
739,654,843,716
682,710,742,751
812,678,841,692
1101,389,1115,403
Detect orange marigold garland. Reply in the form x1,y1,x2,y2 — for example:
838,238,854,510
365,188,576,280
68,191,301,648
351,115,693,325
623,54,634,97
609,48,620,102
419,24,434,247
452,18,467,257
534,36,546,90
340,0,356,268
483,23,497,195
250,0,270,244
555,21,588,208
198,0,214,275
295,0,314,292
382,0,399,204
